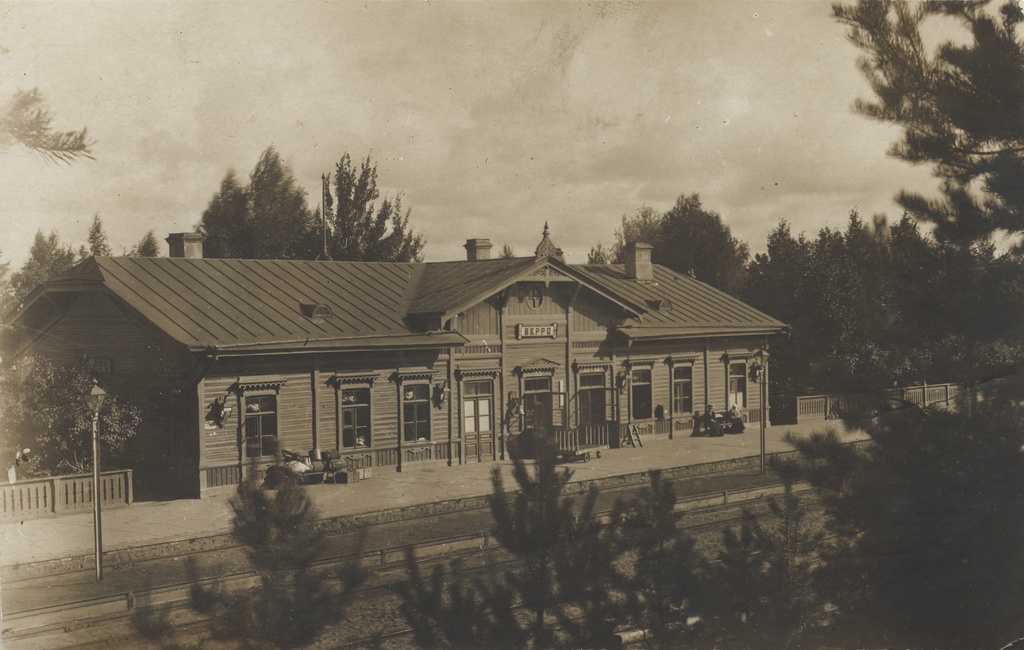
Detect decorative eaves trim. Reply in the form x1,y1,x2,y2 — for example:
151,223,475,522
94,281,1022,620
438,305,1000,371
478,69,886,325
669,355,699,366
723,352,755,362
625,358,657,368
572,361,611,373
235,379,288,393
455,368,500,380
394,370,438,383
515,360,560,376
330,372,379,386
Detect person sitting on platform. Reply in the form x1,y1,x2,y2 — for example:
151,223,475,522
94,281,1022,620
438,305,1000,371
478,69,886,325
728,403,745,433
703,403,722,436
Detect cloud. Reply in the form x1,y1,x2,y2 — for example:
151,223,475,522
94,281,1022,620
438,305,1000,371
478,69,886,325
0,1,949,269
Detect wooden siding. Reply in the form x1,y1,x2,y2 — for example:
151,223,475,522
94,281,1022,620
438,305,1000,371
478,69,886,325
505,283,568,318
459,299,500,337
200,349,457,485
27,292,196,499
572,289,617,332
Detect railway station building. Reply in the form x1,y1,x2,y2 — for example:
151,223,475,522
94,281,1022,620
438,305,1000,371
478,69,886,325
3,226,785,499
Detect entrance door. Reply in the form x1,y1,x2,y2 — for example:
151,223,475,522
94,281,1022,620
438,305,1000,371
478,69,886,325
577,373,606,426
462,380,494,462
523,376,553,431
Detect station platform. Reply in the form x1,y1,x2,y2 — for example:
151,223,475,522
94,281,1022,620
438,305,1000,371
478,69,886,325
0,420,866,571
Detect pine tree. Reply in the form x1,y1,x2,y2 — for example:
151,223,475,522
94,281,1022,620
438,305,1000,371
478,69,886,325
87,214,111,256
8,230,78,308
197,148,314,260
128,231,160,257
834,0,1024,248
0,88,93,163
791,395,1024,647
489,436,576,646
612,471,703,647
176,480,367,648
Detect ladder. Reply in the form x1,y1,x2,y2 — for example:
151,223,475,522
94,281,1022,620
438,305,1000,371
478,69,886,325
621,423,644,448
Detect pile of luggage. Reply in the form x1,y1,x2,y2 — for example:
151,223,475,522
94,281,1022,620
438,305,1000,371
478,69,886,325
261,449,372,489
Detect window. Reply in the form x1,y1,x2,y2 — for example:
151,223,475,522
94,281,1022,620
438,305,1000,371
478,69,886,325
463,380,493,436
523,376,552,429
244,394,278,457
729,362,747,409
578,372,606,426
525,286,544,310
673,366,693,414
403,384,431,442
89,358,112,374
341,388,371,448
631,369,652,420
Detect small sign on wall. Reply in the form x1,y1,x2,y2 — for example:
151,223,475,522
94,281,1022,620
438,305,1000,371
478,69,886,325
516,323,558,340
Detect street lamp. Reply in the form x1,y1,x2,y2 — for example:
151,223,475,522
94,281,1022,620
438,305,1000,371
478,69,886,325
753,349,768,475
86,378,107,581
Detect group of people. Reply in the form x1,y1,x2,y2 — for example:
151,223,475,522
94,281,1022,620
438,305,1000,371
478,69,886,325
694,404,745,437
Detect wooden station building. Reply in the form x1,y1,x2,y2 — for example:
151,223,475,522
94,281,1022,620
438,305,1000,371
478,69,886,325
3,226,785,499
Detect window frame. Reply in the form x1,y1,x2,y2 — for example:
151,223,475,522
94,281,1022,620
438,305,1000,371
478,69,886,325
243,392,279,459
340,386,372,449
728,361,748,409
630,368,653,420
403,382,432,442
672,365,694,415
462,379,494,437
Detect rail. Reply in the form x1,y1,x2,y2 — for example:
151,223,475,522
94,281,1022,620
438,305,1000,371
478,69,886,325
553,423,614,454
1,469,133,521
772,382,964,424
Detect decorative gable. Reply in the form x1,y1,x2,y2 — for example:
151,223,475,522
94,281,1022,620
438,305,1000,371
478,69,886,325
534,222,564,262
528,264,573,282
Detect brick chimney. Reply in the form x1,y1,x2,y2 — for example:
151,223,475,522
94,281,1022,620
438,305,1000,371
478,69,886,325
624,242,654,281
166,232,206,259
464,238,493,261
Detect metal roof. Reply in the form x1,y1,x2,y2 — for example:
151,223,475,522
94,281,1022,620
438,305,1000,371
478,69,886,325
10,255,784,356
571,264,785,337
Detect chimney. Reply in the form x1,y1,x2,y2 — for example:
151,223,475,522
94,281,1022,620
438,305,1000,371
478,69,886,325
166,232,206,259
624,242,654,281
464,238,493,261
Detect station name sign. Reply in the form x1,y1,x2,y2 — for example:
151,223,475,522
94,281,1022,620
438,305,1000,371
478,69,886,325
516,323,558,340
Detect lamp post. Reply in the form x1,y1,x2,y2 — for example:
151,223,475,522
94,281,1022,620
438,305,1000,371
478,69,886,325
86,378,107,581
754,350,768,475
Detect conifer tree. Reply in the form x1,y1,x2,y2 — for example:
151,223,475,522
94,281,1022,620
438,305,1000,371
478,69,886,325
0,88,93,163
835,0,1024,247
87,214,111,257
128,230,160,258
8,230,78,309
179,480,367,649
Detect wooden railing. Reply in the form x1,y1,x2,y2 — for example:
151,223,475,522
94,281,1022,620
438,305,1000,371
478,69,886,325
1,469,133,521
773,383,965,424
554,424,613,454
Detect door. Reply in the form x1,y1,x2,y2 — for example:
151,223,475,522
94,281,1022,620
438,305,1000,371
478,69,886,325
462,380,494,462
523,376,553,431
577,372,606,426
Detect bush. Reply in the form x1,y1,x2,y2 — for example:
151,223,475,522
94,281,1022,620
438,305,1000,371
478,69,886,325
0,356,140,476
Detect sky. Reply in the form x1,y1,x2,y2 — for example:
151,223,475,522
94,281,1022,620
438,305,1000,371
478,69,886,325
0,0,942,268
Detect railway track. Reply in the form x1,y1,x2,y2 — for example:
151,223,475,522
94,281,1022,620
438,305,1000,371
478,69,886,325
2,475,810,649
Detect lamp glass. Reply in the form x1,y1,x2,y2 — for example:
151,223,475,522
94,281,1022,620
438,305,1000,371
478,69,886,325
87,381,107,413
